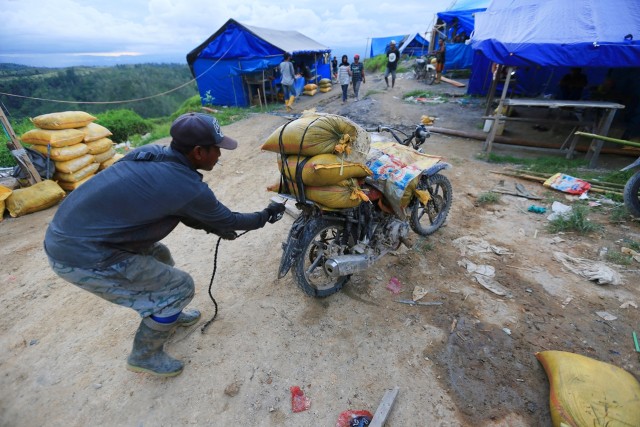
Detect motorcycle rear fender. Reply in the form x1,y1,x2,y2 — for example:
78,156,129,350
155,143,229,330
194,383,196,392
621,156,640,172
422,162,452,177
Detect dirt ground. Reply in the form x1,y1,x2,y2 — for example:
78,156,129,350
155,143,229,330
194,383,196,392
1,67,640,427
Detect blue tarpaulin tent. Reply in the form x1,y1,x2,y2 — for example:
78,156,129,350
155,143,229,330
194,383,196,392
468,0,640,96
399,33,430,57
368,35,408,58
436,0,490,69
187,19,330,107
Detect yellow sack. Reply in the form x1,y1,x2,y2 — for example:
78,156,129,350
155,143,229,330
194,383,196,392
536,350,640,427
304,83,318,91
54,162,100,183
55,154,95,174
21,128,86,148
278,154,372,186
261,112,371,163
319,87,332,93
303,89,317,96
57,175,94,191
99,153,124,171
5,179,65,217
270,178,369,209
78,122,113,142
31,111,96,130
31,143,89,161
93,147,116,164
319,78,331,85
85,138,113,154
0,185,12,221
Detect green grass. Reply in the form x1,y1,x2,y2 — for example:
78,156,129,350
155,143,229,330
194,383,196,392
0,117,36,168
609,204,633,223
413,238,434,252
605,250,633,266
547,205,603,234
476,191,501,205
623,238,640,252
404,90,437,98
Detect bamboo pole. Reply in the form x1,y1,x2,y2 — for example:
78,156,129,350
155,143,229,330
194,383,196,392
575,132,640,149
491,170,623,196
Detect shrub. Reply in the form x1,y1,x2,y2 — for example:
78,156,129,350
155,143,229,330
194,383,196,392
547,205,603,234
0,117,38,167
96,109,152,143
476,191,501,205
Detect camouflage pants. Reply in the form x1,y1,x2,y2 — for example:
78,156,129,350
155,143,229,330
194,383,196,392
47,243,194,318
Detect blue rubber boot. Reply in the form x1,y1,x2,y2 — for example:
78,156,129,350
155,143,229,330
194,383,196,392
126,318,183,377
177,309,201,327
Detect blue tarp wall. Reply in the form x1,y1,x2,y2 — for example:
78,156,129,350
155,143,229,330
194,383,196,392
369,35,408,58
399,33,430,57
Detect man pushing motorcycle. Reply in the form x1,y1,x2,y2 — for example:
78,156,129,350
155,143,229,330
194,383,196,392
44,112,285,377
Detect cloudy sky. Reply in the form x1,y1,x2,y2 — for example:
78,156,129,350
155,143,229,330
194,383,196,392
1,0,453,67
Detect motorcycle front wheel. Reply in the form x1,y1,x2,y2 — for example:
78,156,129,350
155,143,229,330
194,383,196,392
623,171,640,217
293,218,352,297
410,173,453,236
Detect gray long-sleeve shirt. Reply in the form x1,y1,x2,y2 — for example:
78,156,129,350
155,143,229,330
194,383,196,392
44,144,269,269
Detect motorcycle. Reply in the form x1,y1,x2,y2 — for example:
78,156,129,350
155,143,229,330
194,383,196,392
413,55,437,85
622,155,640,217
276,124,453,297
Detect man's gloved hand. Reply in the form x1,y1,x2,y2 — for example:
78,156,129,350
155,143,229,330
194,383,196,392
215,230,238,240
265,201,286,223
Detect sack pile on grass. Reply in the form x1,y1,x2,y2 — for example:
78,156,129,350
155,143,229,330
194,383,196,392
318,78,332,93
262,111,372,209
20,111,122,191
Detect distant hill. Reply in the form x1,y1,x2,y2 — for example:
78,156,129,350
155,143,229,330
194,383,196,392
0,63,198,120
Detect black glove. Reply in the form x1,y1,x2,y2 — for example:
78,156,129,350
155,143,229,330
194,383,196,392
265,201,286,223
213,229,238,240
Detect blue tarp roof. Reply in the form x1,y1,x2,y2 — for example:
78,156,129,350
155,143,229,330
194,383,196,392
471,0,640,68
437,0,490,36
369,35,409,57
399,33,430,57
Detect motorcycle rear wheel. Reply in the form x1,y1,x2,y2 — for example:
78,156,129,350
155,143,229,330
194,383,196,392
623,171,640,217
410,173,453,236
293,218,352,297
426,68,436,85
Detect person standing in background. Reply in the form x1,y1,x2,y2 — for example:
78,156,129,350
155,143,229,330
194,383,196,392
350,54,365,101
279,53,296,111
384,40,399,89
337,55,352,104
331,56,338,82
435,39,446,84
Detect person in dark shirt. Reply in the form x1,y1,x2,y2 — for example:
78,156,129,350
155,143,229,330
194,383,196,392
350,54,366,101
559,68,588,100
331,56,338,81
44,112,285,377
385,40,399,89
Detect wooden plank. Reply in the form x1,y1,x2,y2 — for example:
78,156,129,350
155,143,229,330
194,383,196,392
0,108,41,185
370,386,399,427
440,76,466,88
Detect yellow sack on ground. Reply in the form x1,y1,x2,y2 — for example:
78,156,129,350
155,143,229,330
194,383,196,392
31,143,89,161
304,83,318,91
5,179,65,217
0,185,12,221
319,87,332,93
93,147,116,164
78,122,113,142
303,89,317,96
278,154,372,186
270,177,369,209
85,138,113,154
319,78,331,85
536,350,640,427
99,153,124,170
21,128,86,148
31,111,96,130
57,175,94,191
54,162,100,183
55,154,95,174
261,112,371,163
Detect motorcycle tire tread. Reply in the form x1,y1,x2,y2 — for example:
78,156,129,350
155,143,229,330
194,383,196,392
623,172,640,218
410,173,453,236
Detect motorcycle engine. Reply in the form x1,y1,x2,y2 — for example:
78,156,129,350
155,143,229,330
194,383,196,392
378,217,410,250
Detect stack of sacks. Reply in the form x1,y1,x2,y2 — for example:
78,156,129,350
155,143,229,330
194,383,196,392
302,83,318,96
262,111,372,209
20,111,120,191
318,78,332,93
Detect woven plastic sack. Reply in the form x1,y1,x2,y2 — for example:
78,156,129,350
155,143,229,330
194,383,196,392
57,175,94,191
319,78,332,85
5,179,65,217
543,173,591,195
262,112,370,163
55,154,95,174
31,111,96,130
272,177,369,209
304,83,318,91
93,147,116,164
78,122,112,142
278,154,372,186
85,138,113,154
0,185,12,221
54,162,99,183
21,128,86,148
320,87,332,93
303,89,317,96
536,350,640,427
31,143,89,161
99,153,124,171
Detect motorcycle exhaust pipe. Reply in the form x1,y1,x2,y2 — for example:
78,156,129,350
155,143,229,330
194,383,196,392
324,254,376,277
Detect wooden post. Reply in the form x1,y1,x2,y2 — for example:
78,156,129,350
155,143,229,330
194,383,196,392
587,108,617,168
484,64,501,116
482,66,513,154
370,386,399,427
0,108,41,185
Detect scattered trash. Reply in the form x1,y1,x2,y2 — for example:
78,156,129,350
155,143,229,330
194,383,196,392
621,247,640,263
547,201,573,221
551,236,565,244
596,311,617,321
29,339,39,346
474,274,508,296
633,332,640,353
620,301,638,309
525,288,533,293
598,247,609,257
336,410,373,427
527,205,547,214
553,251,622,285
396,299,443,307
503,327,512,335
458,259,495,277
290,386,311,413
561,296,573,308
386,277,402,294
543,173,591,195
453,236,511,257
412,286,428,301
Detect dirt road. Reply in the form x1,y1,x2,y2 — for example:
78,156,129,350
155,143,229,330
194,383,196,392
1,69,639,426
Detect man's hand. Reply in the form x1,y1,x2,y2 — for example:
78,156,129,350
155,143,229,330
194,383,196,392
265,201,286,223
216,230,238,240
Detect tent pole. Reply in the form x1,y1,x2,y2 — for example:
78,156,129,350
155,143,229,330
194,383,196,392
483,66,513,153
485,64,502,116
231,75,238,107
262,70,267,110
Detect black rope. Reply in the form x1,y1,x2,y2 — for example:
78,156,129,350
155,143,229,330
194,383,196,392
200,230,250,333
